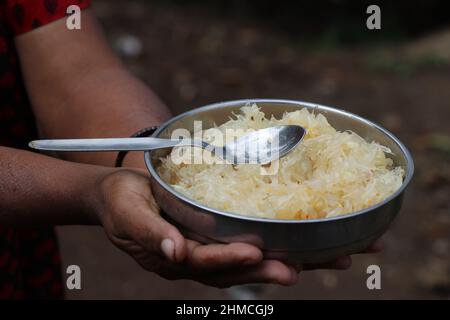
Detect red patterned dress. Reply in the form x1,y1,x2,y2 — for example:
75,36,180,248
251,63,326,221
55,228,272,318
0,0,91,299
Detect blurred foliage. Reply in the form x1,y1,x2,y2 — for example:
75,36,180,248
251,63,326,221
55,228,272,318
365,52,449,75
429,134,450,155
150,0,450,46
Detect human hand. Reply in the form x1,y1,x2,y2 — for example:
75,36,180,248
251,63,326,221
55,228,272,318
90,169,383,288
300,239,384,271
90,169,298,288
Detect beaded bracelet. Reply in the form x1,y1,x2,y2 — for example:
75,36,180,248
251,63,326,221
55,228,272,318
114,126,159,167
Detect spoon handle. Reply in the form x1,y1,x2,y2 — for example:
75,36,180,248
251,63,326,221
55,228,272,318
28,137,189,152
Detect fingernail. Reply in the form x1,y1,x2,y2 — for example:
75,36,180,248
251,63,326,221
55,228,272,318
273,267,298,286
161,238,175,261
335,256,352,269
243,258,258,266
372,239,385,252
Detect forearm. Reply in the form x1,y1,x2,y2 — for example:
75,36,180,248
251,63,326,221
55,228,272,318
0,146,111,226
15,11,171,168
29,65,166,168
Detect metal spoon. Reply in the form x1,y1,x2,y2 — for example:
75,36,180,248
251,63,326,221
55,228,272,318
29,125,305,164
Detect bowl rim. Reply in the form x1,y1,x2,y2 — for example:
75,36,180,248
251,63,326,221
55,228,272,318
145,98,414,224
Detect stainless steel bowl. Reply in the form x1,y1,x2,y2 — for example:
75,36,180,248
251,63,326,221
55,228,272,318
144,99,414,263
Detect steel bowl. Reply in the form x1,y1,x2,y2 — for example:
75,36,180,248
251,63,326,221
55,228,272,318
144,99,414,263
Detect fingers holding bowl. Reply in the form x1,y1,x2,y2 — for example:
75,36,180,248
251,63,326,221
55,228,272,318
362,238,385,253
300,238,385,271
197,260,299,288
134,239,299,288
185,241,263,269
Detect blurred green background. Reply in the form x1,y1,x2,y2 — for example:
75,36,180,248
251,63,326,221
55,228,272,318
58,0,449,299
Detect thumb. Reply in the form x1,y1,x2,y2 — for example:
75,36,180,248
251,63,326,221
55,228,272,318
143,213,187,263
135,199,187,263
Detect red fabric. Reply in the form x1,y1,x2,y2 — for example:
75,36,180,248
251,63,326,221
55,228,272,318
4,0,91,35
0,0,91,300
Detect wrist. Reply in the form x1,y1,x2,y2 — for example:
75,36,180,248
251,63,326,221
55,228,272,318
77,165,117,225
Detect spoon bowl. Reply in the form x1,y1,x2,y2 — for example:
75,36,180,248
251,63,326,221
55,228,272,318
217,125,305,164
28,125,305,164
